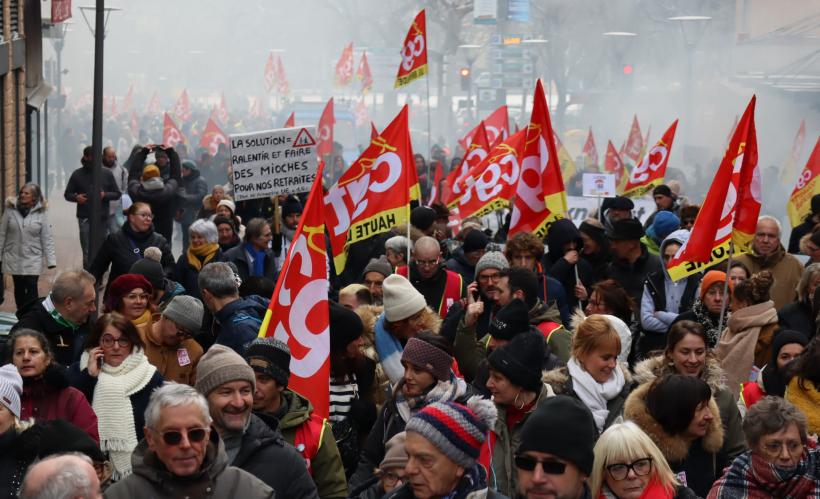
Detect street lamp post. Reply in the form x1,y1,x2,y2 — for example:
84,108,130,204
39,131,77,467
458,44,481,122
668,16,711,155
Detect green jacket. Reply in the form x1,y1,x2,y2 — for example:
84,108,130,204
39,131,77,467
528,299,571,363
491,383,555,497
257,390,348,499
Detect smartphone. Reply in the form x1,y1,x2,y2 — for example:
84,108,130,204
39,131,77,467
97,356,103,369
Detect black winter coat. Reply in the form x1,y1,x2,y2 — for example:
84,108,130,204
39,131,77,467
605,245,662,313
89,222,175,285
445,248,476,284
11,298,92,365
173,249,222,300
63,163,121,220
233,414,319,499
789,216,816,254
177,169,209,213
544,219,595,311
221,244,278,285
778,299,815,341
0,431,30,499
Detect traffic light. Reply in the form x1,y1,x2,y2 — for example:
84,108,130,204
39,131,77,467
460,67,471,91
622,64,634,75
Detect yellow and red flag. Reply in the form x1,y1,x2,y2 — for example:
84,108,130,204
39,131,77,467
258,162,330,418
667,96,759,281
780,120,807,186
162,113,187,148
445,122,491,207
623,115,644,167
621,120,679,198
605,140,628,194
459,105,510,149
395,10,428,88
317,98,335,158
554,131,577,180
324,106,415,273
583,128,599,170
509,79,567,239
357,52,374,93
174,89,191,123
787,136,820,227
264,53,276,92
283,111,295,128
457,130,525,220
370,122,379,141
198,117,228,155
335,42,355,87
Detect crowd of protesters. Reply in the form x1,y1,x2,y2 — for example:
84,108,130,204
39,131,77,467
0,125,819,499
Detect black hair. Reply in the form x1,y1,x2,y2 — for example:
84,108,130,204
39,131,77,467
506,267,539,309
646,374,712,435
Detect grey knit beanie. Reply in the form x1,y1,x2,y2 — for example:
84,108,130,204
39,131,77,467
162,295,205,335
195,345,256,396
474,251,509,279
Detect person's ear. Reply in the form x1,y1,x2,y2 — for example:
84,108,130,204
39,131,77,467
144,428,157,452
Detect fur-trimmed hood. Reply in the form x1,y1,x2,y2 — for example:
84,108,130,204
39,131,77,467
623,382,724,463
5,196,45,212
632,354,728,394
541,363,633,394
354,304,442,359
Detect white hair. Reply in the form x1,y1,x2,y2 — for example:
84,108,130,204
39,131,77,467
144,382,212,430
19,453,96,499
189,219,219,244
757,215,782,237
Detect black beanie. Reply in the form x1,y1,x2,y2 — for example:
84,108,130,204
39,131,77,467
282,198,303,218
329,300,364,351
488,299,531,341
652,184,672,197
579,219,606,250
411,206,436,231
517,395,597,475
19,419,106,462
462,230,489,254
487,331,544,393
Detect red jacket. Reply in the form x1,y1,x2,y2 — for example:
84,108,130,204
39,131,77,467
21,366,99,443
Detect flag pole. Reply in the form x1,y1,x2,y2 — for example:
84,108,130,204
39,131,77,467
425,73,433,197
716,240,734,335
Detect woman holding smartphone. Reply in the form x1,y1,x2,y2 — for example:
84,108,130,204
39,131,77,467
68,313,164,479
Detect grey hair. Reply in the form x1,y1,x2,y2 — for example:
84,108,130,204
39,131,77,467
757,215,782,237
50,270,96,304
144,382,212,430
244,217,271,243
19,453,96,499
385,236,410,256
20,182,45,209
197,262,241,298
797,263,820,301
189,219,219,244
742,396,808,448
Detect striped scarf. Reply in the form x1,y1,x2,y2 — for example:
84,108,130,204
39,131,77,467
707,450,820,498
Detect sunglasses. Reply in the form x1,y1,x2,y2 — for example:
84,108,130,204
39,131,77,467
158,427,208,446
514,455,567,475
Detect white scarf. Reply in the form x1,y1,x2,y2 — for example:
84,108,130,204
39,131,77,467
567,358,625,433
82,348,157,478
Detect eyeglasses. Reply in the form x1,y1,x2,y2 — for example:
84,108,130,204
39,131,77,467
134,212,154,219
761,440,803,456
158,427,209,446
477,272,502,283
514,455,567,475
100,335,132,349
381,471,406,486
606,458,653,481
415,258,439,267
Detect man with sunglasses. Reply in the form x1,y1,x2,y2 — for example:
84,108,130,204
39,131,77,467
195,344,319,499
515,395,597,499
143,295,205,385
105,383,275,499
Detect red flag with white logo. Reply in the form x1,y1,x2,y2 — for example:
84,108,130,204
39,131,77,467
623,115,643,167
162,113,187,148
275,56,290,95
445,122,491,207
317,98,335,158
508,79,566,239
604,140,628,194
583,128,599,169
258,162,330,418
459,105,509,150
174,89,192,123
335,43,355,87
395,10,428,88
357,52,374,93
199,117,228,155
264,53,276,92
620,120,679,198
217,93,229,125
787,136,820,227
457,130,525,220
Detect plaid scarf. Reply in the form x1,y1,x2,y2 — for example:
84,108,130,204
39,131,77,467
708,450,820,498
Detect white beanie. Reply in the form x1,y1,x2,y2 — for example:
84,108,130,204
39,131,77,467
602,314,632,363
0,364,22,419
382,274,427,322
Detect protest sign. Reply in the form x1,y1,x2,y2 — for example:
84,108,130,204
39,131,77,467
230,126,318,201
582,173,616,198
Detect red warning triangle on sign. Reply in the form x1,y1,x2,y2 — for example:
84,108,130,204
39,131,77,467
293,128,316,148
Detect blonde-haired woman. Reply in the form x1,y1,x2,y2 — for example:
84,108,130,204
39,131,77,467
591,422,698,498
543,314,634,435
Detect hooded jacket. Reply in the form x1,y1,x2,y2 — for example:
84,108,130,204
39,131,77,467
0,198,56,275
213,295,270,354
256,390,347,499
178,168,209,213
715,301,778,398
632,355,747,462
89,220,175,284
624,382,727,498
63,161,121,220
104,430,275,499
445,248,477,284
735,246,804,310
606,244,662,312
544,218,594,310
640,230,701,335
231,414,319,499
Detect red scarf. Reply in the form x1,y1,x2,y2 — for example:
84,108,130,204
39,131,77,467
598,477,674,499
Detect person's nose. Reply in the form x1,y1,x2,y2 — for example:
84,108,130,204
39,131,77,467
778,444,791,461
688,352,698,363
178,432,193,450
532,463,548,484
89,301,97,313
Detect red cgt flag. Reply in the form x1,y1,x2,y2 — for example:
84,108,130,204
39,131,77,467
217,93,229,125
787,136,820,227
199,117,228,155
275,56,290,95
459,105,509,150
395,10,428,88
445,122,491,207
317,98,335,158
457,129,525,220
283,111,295,128
427,160,444,206
623,115,644,167
174,89,192,123
324,106,415,273
335,43,355,87
370,122,379,141
264,53,276,92
621,120,679,198
509,79,566,239
583,128,599,169
667,96,759,281
604,140,628,194
258,162,331,418
162,113,187,148
357,52,374,93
